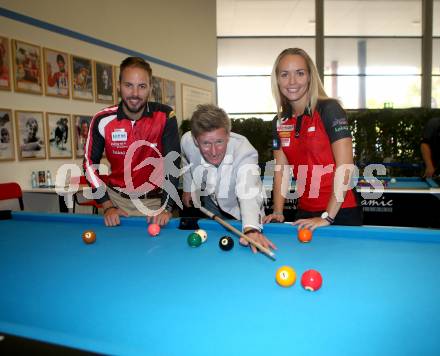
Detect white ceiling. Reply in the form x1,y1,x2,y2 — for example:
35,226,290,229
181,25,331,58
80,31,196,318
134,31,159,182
217,0,439,37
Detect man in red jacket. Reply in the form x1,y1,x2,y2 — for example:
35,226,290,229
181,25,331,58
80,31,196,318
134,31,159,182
83,57,180,227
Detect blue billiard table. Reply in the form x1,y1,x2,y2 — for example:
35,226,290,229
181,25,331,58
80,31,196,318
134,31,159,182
1,212,440,355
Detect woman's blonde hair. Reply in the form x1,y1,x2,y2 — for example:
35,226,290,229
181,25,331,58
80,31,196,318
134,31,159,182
271,48,328,119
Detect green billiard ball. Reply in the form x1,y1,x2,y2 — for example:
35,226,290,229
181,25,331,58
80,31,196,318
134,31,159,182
187,233,202,247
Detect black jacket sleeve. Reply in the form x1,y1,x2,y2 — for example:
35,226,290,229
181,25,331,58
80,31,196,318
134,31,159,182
161,111,181,211
82,114,109,205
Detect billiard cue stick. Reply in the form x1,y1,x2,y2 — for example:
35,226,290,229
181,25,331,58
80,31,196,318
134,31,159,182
199,206,276,260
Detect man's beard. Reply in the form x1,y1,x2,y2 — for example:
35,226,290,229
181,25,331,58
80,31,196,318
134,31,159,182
122,96,147,114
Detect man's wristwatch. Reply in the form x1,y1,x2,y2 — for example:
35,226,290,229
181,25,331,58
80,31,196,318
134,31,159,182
321,211,335,224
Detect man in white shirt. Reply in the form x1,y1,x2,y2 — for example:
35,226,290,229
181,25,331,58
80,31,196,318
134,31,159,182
181,104,276,254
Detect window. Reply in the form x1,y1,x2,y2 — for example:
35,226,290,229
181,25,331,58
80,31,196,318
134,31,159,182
324,0,421,108
217,0,315,37
217,0,434,113
433,0,440,107
217,76,274,114
218,37,314,117
324,0,421,36
324,37,421,108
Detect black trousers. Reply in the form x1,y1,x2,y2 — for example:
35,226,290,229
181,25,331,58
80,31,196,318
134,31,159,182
295,189,363,226
295,206,363,226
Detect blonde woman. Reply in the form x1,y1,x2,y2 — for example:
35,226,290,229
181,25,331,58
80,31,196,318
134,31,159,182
264,48,362,230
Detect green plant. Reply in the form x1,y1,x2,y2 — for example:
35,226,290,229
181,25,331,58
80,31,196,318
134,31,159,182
179,119,191,136
348,108,440,176
231,118,273,164
178,117,274,164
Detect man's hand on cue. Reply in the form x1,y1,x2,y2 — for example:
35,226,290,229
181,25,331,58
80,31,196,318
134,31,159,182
240,228,277,254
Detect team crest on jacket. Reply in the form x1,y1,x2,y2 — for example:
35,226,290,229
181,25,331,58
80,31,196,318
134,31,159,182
111,129,127,141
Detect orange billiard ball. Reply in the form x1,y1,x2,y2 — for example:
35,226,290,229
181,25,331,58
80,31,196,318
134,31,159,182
82,230,96,244
275,266,296,287
298,228,312,243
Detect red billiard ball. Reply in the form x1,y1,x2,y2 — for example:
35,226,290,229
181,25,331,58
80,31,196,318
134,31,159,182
301,270,323,291
148,223,161,237
298,228,312,243
82,230,96,244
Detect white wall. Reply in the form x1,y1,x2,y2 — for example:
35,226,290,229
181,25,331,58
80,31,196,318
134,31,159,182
0,0,217,189
0,0,217,76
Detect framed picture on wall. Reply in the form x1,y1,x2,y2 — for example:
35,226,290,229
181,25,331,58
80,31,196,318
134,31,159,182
43,48,70,98
151,76,163,103
12,40,43,94
0,36,11,91
114,65,121,104
0,108,15,161
15,110,46,160
181,84,213,120
73,114,92,158
71,55,93,101
46,112,72,159
94,61,115,104
163,79,176,109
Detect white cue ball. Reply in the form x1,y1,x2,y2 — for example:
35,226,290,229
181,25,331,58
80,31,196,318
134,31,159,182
195,229,208,243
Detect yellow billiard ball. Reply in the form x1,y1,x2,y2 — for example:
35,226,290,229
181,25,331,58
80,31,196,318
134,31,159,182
275,266,296,287
82,230,96,244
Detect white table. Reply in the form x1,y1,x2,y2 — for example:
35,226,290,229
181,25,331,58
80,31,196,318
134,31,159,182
22,186,94,213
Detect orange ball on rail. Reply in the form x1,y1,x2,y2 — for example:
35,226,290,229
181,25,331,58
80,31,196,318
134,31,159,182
298,228,312,243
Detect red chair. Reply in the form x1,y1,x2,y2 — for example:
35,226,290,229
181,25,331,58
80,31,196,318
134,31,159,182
0,182,24,210
72,175,108,214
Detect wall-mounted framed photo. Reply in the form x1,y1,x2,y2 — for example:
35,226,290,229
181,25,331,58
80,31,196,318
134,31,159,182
43,48,70,98
0,36,11,91
73,114,92,158
94,61,114,104
114,65,121,104
46,112,72,159
163,79,176,109
0,108,15,161
151,76,163,103
15,110,46,160
71,55,93,101
12,39,43,95
181,84,213,120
